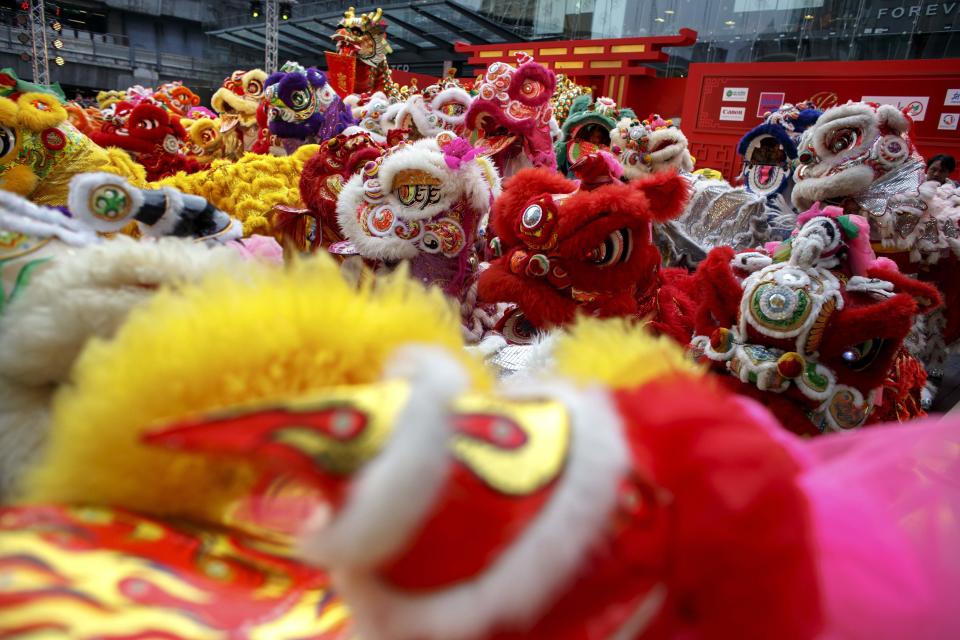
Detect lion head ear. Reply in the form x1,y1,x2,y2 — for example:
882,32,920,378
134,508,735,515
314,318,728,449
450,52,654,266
877,103,911,134
568,94,592,118
16,92,66,132
629,170,689,222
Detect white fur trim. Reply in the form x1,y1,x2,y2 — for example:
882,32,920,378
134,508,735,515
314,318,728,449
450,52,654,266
0,190,98,246
325,380,630,640
792,164,875,210
402,95,434,137
429,87,471,129
336,173,420,261
68,172,145,233
374,139,451,220
380,102,404,133
645,128,693,173
336,138,500,261
0,237,240,500
297,345,469,568
343,124,386,144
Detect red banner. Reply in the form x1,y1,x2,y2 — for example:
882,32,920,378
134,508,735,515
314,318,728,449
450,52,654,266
324,52,356,98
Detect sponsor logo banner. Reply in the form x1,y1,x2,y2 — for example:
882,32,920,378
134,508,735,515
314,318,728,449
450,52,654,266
939,113,959,131
861,95,930,121
723,87,749,102
946,88,960,106
757,92,786,118
720,106,746,121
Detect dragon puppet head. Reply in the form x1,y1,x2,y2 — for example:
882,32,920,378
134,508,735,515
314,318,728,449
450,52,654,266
211,69,268,141
0,169,241,325
465,53,558,177
418,73,472,137
153,81,200,118
335,132,501,298
792,101,920,213
96,89,126,109
555,95,635,177
737,101,821,200
611,113,694,181
273,131,385,255
477,167,691,342
333,6,393,68
264,61,354,143
691,202,941,435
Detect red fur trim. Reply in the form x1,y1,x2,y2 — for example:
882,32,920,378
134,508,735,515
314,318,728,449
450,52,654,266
91,131,154,155
866,265,942,313
647,268,697,344
628,170,690,222
168,115,188,140
140,152,200,181
477,260,577,327
299,153,328,213
818,290,918,393
616,377,823,639
692,247,742,336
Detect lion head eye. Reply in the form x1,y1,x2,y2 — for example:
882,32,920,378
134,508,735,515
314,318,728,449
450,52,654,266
826,127,861,154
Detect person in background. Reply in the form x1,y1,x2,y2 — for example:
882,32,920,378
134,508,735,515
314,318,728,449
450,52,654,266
926,154,957,186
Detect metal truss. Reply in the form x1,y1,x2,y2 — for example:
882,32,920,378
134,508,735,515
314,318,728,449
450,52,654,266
30,0,49,84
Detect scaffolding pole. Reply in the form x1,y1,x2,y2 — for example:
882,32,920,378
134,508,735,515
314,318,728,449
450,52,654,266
29,0,49,84
265,0,279,73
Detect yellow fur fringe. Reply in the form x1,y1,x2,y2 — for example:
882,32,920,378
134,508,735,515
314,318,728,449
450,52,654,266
0,165,38,196
157,144,317,236
551,317,702,389
21,254,485,524
102,147,147,187
0,97,18,128
16,93,68,131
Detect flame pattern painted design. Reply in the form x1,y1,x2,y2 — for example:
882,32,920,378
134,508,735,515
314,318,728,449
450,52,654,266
0,505,351,638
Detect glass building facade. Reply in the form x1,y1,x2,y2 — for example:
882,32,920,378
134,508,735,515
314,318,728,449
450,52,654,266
472,0,960,75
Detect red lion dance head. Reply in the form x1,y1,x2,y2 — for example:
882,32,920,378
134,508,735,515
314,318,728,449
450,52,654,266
690,204,941,435
478,168,695,343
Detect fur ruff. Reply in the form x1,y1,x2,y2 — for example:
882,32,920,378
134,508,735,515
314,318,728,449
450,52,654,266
0,237,241,501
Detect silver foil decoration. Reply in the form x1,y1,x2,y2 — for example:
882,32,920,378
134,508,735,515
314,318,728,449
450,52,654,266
857,158,926,218
671,172,792,254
